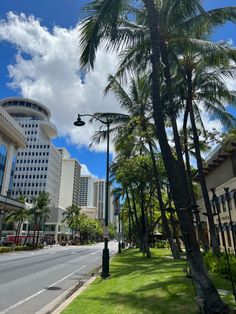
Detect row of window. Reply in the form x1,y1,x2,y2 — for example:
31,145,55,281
15,174,47,179
21,124,38,128
13,182,46,188
16,159,48,164
25,130,37,135
15,167,48,172
2,100,49,118
14,190,44,196
18,151,49,157
27,144,50,149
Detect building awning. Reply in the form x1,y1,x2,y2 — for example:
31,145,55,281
0,194,25,211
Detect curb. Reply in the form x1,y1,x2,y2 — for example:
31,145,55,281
36,266,101,314
51,275,97,314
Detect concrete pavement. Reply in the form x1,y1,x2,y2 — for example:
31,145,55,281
0,241,118,314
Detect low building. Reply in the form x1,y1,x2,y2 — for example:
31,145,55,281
80,206,97,219
197,142,236,253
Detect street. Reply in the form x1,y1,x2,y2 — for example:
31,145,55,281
0,241,118,314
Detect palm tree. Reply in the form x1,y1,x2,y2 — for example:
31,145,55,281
104,74,180,258
31,192,50,245
79,1,236,311
175,45,236,255
62,204,81,243
5,195,29,245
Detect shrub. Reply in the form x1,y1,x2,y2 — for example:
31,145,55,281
155,240,170,249
203,250,236,281
0,247,11,253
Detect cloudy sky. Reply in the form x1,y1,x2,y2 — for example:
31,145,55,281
0,0,236,177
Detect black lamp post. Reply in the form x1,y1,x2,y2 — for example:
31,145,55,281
74,113,111,278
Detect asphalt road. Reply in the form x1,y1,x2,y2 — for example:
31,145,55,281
0,241,118,314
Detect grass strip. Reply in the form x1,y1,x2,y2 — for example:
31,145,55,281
62,249,235,314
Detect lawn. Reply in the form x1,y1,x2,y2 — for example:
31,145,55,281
62,249,235,314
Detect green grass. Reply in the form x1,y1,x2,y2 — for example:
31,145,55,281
62,249,235,314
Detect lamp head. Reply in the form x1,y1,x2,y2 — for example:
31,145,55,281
74,115,85,127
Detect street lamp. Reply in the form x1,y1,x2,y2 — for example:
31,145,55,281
74,113,111,278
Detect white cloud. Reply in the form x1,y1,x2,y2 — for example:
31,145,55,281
80,164,92,176
0,12,121,154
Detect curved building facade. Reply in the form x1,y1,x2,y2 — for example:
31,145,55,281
0,97,61,206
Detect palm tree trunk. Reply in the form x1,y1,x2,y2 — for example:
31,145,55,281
130,185,143,249
147,140,180,259
126,189,134,244
187,71,220,256
183,109,208,251
14,222,21,245
24,224,31,245
140,183,151,258
142,0,228,312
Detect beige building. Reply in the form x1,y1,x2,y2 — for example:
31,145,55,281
58,148,81,209
197,143,236,253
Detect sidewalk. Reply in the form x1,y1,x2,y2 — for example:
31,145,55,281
58,249,235,314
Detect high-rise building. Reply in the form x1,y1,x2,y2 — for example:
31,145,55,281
0,97,62,205
93,179,115,223
0,97,66,242
79,175,95,207
93,179,106,220
58,148,81,209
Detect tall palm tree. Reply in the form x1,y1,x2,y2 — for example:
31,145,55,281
31,192,51,245
174,45,236,255
104,74,180,257
79,1,236,311
62,204,81,243
5,197,29,245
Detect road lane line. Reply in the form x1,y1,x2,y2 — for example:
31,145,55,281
0,265,87,314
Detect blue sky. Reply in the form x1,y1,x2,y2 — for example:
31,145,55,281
0,0,236,178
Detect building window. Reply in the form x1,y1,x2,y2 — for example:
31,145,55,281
0,145,7,193
226,227,232,247
222,197,226,212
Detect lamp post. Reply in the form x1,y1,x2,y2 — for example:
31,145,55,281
74,113,111,278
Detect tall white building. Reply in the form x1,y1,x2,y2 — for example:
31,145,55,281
0,97,61,205
58,148,81,209
0,97,66,242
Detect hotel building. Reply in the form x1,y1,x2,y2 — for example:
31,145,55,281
0,97,66,242
58,148,81,209
197,142,236,253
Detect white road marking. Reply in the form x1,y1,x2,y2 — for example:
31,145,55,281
0,265,87,314
91,252,96,255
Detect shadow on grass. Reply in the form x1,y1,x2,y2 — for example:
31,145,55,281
77,289,198,314
109,251,187,280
